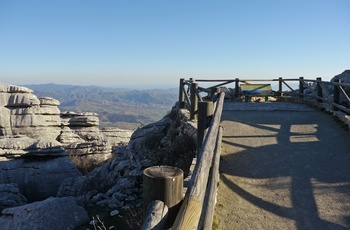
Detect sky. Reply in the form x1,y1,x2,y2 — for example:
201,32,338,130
0,0,349,89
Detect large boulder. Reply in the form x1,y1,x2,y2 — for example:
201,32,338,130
0,154,81,202
331,70,350,107
0,197,89,230
0,184,27,212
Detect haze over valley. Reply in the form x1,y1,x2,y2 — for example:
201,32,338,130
25,83,178,129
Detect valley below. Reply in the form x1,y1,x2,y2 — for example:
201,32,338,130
25,83,178,130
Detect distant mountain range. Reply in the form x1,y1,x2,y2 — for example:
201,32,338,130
25,84,178,129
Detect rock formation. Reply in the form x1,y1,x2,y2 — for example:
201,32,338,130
57,107,197,210
0,83,133,203
0,184,27,212
0,197,89,230
332,70,350,107
0,82,196,228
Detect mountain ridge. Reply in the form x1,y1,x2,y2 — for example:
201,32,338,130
23,83,178,129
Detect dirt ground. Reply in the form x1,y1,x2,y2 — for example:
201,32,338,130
213,103,350,230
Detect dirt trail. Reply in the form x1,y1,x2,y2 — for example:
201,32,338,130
214,102,350,230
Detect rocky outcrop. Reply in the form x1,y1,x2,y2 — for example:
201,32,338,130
0,197,89,230
332,70,350,107
58,111,133,163
0,184,27,212
0,83,133,202
102,127,134,147
57,107,197,209
0,83,61,139
0,149,81,202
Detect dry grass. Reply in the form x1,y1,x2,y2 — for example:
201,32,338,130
68,155,104,175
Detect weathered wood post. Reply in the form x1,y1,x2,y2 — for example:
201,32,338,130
179,78,185,108
190,82,198,120
299,77,304,98
210,87,220,101
333,79,340,111
143,166,184,229
316,77,323,103
141,200,168,230
197,101,214,152
278,77,283,96
234,78,240,98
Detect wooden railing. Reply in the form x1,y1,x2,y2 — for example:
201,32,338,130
179,77,350,115
143,76,350,230
143,79,224,229
172,92,224,229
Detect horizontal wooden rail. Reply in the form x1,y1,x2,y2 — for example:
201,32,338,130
173,92,225,230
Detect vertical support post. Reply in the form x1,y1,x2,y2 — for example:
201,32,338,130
316,77,323,103
234,78,240,98
210,87,220,101
334,79,340,111
278,77,283,96
190,82,198,120
143,166,184,229
197,101,214,152
299,77,304,98
179,78,185,108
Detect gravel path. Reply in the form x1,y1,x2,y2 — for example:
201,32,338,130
214,102,350,230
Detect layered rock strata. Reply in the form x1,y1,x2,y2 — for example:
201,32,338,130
0,83,133,203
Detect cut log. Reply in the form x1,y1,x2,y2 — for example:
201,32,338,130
143,166,184,228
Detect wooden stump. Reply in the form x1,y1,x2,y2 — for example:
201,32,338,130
143,166,184,228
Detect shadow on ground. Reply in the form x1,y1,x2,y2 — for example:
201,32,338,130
219,110,350,229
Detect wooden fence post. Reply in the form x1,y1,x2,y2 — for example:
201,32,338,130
334,79,340,111
278,77,283,96
210,87,220,101
179,78,185,108
143,166,184,229
197,101,214,152
316,77,323,103
234,78,240,98
299,77,304,98
190,82,198,120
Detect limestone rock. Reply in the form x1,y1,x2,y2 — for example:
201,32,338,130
0,156,81,202
332,70,350,107
0,83,134,204
0,183,27,212
0,84,62,138
39,97,60,106
57,107,196,209
61,111,99,127
0,136,65,158
0,83,33,94
0,197,89,230
102,127,134,146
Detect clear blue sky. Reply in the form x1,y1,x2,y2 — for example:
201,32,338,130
0,0,349,89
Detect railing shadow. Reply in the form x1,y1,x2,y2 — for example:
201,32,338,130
219,110,350,229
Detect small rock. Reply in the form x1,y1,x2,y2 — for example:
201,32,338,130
89,219,99,225
110,210,119,216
